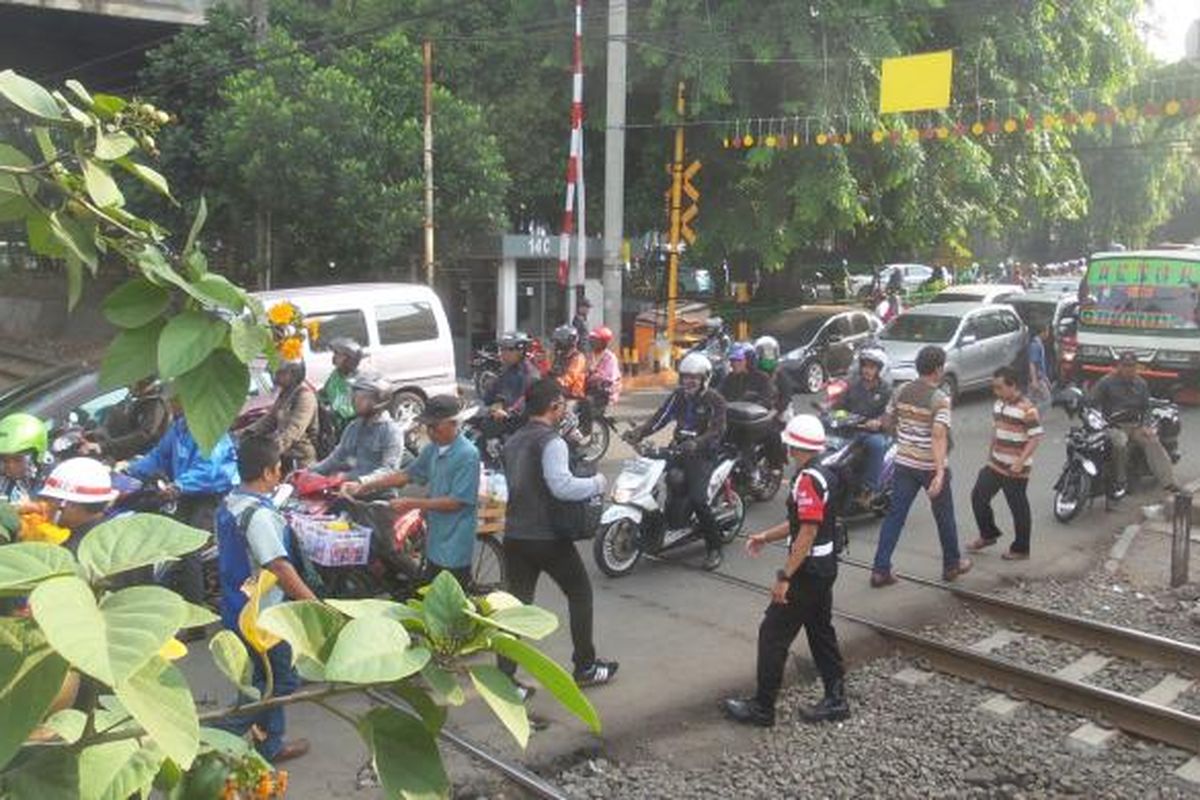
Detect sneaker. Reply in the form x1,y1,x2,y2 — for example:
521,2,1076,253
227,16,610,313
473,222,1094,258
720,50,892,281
870,570,897,588
574,659,619,687
1001,549,1029,561
943,558,973,582
967,537,999,552
721,697,774,727
702,549,723,571
515,681,537,702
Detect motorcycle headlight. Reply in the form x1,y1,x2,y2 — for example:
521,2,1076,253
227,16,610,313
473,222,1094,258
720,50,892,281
1081,459,1099,477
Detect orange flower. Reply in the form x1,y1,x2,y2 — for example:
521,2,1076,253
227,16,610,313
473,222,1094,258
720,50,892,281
18,512,70,546
304,319,320,343
266,302,298,326
277,336,303,362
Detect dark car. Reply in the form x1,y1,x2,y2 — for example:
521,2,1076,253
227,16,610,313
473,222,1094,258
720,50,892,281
996,291,1078,381
759,305,882,394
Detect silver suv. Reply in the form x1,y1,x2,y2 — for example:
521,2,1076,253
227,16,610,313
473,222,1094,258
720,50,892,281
879,302,1026,399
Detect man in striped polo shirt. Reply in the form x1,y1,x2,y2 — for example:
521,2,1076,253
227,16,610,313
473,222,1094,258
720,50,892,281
870,346,972,587
968,366,1044,560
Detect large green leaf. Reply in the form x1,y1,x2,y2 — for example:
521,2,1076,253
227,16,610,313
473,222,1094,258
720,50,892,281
93,130,136,161
174,348,249,454
326,597,424,625
47,211,98,270
191,274,245,312
65,253,83,311
79,740,165,800
102,278,171,329
181,601,218,629
99,320,163,389
77,513,209,583
26,211,67,258
257,600,345,666
421,570,474,644
117,158,173,201
43,708,87,743
468,604,558,641
388,682,447,734
207,630,258,700
0,542,78,596
324,616,430,684
0,69,64,121
0,745,79,797
359,707,449,800
30,578,187,685
420,663,464,707
0,502,17,540
0,618,70,770
157,311,229,380
183,196,207,258
0,143,35,219
82,158,123,208
114,655,199,769
490,635,600,734
229,316,272,364
468,664,529,748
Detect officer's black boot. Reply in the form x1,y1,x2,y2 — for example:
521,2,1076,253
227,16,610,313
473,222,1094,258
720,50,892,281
798,680,850,723
721,697,774,727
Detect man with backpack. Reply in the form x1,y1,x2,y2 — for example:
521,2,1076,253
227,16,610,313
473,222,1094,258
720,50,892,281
722,414,849,728
215,436,315,764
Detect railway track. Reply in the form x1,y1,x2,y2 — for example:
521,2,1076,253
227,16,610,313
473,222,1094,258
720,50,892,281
648,553,1200,755
0,345,56,386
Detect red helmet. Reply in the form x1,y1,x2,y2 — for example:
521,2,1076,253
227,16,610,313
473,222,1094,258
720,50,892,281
589,326,614,346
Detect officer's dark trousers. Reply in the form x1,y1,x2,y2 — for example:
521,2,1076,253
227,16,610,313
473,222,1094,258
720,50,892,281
755,572,843,708
682,457,721,551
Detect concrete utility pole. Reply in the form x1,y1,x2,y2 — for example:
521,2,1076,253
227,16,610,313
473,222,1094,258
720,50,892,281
664,81,685,354
602,0,627,351
423,40,435,286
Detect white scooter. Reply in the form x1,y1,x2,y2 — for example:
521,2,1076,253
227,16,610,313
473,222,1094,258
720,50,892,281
593,435,745,577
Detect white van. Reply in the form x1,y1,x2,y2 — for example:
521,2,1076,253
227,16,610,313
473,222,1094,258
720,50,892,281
254,283,457,418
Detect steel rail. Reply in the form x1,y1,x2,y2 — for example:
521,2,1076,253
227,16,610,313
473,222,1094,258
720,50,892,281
367,688,571,800
839,555,1200,678
652,559,1200,753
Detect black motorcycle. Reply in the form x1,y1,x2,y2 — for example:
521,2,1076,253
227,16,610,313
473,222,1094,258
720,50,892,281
722,400,784,503
470,343,503,399
1051,387,1181,523
816,407,895,518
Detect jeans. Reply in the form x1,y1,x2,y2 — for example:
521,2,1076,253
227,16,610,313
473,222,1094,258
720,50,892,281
872,464,961,573
853,432,889,493
971,466,1032,554
218,638,298,761
1107,424,1175,488
499,538,596,674
755,572,843,708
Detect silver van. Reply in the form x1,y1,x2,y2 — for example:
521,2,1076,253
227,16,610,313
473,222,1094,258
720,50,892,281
255,283,457,418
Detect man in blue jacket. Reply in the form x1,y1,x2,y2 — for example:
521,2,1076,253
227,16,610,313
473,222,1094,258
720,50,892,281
127,394,239,611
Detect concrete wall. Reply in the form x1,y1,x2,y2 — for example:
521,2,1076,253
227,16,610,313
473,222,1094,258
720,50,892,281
0,0,221,25
0,274,115,343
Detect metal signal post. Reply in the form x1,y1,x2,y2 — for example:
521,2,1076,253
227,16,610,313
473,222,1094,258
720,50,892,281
664,83,699,357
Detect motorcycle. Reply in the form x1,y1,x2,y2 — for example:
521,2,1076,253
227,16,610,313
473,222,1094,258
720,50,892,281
817,407,895,518
465,404,600,470
1051,387,1182,523
470,338,550,399
571,382,618,465
593,435,744,577
722,400,784,503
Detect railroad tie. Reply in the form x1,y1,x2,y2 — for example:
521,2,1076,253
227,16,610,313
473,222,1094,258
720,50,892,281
1066,674,1194,756
1176,756,1200,789
978,652,1111,718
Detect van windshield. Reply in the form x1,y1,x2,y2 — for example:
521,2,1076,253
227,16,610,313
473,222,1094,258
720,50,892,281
1080,257,1200,333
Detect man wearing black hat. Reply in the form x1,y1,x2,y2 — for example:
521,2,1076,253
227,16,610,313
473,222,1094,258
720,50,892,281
343,395,481,587
571,296,592,352
1090,351,1177,495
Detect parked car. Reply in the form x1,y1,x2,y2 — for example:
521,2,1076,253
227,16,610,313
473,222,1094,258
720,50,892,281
930,283,1025,305
759,305,882,394
254,283,457,421
879,302,1026,399
998,291,1078,381
848,264,936,298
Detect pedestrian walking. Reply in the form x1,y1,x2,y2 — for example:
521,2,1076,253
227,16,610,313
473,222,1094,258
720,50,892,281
498,378,618,688
869,346,972,587
968,367,1044,561
723,414,849,728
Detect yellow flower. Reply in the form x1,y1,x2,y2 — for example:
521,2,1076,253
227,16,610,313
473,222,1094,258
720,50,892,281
277,337,303,362
18,513,70,546
304,319,320,343
267,303,297,326
238,570,282,654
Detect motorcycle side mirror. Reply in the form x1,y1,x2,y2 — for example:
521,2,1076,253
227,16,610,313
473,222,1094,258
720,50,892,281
67,411,80,426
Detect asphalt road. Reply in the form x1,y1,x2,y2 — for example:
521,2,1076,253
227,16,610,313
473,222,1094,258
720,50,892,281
178,387,1200,797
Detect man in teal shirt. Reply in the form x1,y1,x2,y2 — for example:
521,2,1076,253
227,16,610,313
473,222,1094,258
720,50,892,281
343,395,480,587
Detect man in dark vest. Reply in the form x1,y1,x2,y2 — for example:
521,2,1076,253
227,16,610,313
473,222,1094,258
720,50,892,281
499,378,618,688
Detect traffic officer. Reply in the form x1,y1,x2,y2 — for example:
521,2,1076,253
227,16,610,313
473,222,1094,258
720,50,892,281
722,414,849,727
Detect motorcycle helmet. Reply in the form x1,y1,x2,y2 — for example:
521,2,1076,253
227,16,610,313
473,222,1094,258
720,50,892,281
588,326,614,349
728,342,754,363
498,331,532,353
854,346,891,383
704,317,725,336
350,371,393,414
781,414,826,452
678,352,714,392
0,413,48,461
40,457,119,504
551,324,579,351
328,337,365,371
274,359,307,388
753,336,781,372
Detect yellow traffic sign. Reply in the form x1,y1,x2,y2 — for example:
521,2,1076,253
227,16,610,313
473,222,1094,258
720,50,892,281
680,203,698,245
683,160,701,201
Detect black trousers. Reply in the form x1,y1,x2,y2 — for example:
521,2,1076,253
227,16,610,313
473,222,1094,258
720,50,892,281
499,538,595,674
165,493,220,607
680,456,721,551
420,561,471,591
755,571,843,708
970,466,1032,554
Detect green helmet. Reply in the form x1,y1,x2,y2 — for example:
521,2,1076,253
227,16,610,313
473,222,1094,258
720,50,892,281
0,413,48,460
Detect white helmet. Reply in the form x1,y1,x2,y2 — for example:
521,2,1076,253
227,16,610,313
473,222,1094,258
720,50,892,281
678,352,713,391
781,414,826,452
40,457,119,504
753,335,780,361
857,347,888,370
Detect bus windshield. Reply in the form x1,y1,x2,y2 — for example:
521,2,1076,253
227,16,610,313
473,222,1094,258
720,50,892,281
1079,256,1200,333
